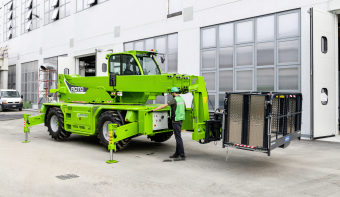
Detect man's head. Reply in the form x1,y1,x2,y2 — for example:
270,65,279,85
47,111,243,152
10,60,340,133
170,87,180,97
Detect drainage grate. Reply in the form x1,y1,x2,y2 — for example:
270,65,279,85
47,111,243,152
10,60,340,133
56,174,79,180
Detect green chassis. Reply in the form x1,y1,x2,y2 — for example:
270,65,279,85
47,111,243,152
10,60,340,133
23,50,210,152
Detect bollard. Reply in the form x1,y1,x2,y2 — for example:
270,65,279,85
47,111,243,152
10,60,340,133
106,124,117,164
23,114,30,143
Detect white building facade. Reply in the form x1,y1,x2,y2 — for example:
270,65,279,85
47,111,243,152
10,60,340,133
0,0,339,139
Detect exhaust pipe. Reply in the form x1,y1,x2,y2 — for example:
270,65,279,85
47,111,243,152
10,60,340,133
40,63,57,71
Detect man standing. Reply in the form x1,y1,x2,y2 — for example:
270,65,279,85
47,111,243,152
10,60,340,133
148,87,186,161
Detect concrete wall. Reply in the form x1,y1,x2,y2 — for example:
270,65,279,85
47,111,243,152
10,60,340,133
0,0,337,136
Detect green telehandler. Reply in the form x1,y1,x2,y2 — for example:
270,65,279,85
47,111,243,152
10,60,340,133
23,50,302,156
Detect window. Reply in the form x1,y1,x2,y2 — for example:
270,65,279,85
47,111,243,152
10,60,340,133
321,36,328,53
124,33,179,104
168,0,182,16
122,55,141,75
21,0,40,34
321,88,328,105
4,1,18,41
44,0,70,25
21,61,38,107
200,10,301,109
8,65,16,90
109,55,121,74
135,55,160,75
77,0,109,12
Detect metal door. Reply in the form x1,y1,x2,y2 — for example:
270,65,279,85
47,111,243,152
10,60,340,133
96,50,109,76
58,57,76,75
311,8,336,138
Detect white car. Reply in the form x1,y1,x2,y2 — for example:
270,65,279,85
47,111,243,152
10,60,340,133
0,89,23,112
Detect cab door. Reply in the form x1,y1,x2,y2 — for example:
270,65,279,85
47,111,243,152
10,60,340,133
311,8,337,138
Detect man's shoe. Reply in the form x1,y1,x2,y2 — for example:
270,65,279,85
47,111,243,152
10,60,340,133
173,156,186,161
169,154,179,158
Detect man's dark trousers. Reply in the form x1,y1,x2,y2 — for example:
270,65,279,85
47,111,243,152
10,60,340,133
172,122,185,157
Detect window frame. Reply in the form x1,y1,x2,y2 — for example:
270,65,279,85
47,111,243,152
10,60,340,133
200,9,301,109
235,19,255,45
276,10,301,40
276,37,301,66
235,43,255,68
76,0,109,13
168,0,182,17
276,65,300,92
235,69,254,91
44,0,70,25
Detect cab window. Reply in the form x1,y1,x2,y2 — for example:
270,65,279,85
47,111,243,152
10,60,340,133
122,55,141,75
109,54,141,75
109,55,121,75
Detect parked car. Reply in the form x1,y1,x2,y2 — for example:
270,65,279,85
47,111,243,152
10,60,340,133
0,89,23,112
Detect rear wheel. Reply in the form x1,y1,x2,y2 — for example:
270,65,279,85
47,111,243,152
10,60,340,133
97,111,131,151
148,131,173,143
46,107,71,140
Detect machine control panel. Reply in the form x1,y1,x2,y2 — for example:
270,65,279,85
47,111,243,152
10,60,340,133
152,112,168,131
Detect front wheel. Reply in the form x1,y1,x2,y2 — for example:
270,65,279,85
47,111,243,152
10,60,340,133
97,111,131,151
19,108,22,111
46,107,71,140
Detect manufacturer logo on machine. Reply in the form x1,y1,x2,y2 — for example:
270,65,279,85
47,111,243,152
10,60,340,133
285,136,290,142
77,113,88,118
64,79,88,94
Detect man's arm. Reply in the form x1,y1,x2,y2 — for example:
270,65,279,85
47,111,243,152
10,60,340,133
149,103,168,113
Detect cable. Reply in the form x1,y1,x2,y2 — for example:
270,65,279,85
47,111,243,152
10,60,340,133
205,85,216,112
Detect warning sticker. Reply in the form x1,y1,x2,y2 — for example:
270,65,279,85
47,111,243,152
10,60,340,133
203,97,208,104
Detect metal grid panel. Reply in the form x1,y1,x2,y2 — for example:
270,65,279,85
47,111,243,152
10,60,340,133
227,94,243,144
287,98,296,133
248,95,265,147
271,97,283,139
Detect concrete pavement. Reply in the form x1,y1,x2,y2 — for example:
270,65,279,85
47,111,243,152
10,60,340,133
1,110,340,197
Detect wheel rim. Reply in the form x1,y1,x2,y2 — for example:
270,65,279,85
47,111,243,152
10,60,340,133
102,121,112,141
50,115,59,132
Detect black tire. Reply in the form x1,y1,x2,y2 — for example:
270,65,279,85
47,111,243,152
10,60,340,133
19,108,22,111
97,111,131,151
148,131,173,143
46,107,71,140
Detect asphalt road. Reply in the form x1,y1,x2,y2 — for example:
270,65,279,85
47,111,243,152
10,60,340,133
1,110,340,197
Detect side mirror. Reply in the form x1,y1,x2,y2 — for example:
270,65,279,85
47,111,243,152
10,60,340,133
161,56,165,63
102,63,107,72
109,73,116,87
21,95,23,99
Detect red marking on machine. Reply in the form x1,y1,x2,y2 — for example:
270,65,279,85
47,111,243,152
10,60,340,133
107,101,112,103
234,143,255,149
